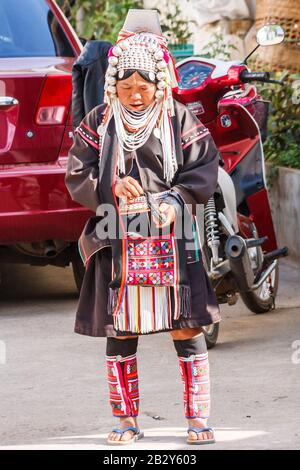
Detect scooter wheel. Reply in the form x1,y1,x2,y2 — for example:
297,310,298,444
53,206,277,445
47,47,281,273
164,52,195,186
202,323,220,348
240,262,279,314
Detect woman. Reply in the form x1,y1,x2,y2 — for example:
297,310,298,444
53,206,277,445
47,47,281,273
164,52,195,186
65,10,221,446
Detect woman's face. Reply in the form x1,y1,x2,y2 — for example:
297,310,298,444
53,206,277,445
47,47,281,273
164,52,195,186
116,71,156,112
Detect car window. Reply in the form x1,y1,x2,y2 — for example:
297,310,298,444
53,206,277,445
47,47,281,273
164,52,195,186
0,0,75,58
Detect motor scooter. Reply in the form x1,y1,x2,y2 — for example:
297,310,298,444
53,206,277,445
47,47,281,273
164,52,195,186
173,24,289,348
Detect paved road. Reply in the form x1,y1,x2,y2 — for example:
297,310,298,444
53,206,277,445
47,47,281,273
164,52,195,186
0,258,299,450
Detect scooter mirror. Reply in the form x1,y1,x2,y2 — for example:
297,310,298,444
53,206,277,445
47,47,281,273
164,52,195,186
256,24,285,46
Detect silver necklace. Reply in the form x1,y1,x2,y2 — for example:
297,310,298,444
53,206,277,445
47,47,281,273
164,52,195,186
112,99,162,151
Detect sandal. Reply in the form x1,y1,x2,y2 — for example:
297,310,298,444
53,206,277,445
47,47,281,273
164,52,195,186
107,426,144,446
186,426,215,445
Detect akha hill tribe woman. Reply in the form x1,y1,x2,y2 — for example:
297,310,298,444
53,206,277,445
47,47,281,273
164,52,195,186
65,9,221,446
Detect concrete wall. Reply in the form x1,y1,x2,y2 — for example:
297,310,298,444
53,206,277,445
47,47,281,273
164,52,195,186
266,163,300,261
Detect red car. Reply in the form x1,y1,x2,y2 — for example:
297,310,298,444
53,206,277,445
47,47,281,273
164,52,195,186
0,0,91,289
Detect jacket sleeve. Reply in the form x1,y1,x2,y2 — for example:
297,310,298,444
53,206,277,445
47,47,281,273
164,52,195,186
65,106,103,213
71,40,111,129
71,63,85,130
170,107,220,214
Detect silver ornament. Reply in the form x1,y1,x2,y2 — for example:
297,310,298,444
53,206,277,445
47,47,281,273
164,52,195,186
154,49,164,60
155,90,164,100
120,40,129,50
113,45,122,56
157,81,166,90
157,71,166,80
107,66,117,75
107,76,116,85
157,60,167,70
108,56,118,66
148,44,157,53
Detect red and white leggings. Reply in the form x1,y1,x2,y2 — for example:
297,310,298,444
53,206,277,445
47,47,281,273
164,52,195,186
106,334,210,420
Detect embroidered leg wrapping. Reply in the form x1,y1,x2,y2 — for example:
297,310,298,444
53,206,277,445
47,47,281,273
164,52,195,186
106,337,139,418
174,334,210,419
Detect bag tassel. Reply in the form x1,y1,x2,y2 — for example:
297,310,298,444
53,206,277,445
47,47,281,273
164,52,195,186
109,285,192,328
179,285,192,319
108,286,121,317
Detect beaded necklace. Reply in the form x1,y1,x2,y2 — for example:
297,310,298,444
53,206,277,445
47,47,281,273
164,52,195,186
112,99,162,152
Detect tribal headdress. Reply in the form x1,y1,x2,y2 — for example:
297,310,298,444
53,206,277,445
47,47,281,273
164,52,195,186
99,9,179,183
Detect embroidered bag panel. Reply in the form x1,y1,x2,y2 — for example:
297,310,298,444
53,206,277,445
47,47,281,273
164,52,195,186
126,236,176,286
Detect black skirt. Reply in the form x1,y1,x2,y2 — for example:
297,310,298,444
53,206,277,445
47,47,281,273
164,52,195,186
74,247,221,337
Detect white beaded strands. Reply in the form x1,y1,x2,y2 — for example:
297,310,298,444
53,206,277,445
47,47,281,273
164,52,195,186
102,31,178,182
112,100,162,174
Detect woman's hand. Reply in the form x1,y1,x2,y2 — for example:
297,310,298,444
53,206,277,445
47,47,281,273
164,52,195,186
114,176,144,200
152,202,176,228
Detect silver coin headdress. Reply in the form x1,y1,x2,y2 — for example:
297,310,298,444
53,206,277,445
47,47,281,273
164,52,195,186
102,10,179,182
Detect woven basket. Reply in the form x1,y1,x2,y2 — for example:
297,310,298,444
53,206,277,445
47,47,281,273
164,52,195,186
252,0,300,72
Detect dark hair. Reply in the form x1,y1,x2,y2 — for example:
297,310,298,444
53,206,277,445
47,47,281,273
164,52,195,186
117,69,157,84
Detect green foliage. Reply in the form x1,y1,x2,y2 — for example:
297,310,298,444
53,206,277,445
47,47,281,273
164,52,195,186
199,33,237,60
156,1,194,45
257,72,300,170
58,0,193,45
57,3,299,171
57,0,143,42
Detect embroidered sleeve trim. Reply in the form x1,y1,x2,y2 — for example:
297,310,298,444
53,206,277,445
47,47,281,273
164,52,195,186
81,122,99,138
181,123,205,138
76,126,99,150
181,128,210,150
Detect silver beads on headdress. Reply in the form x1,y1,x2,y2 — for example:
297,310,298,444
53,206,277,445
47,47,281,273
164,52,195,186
104,32,169,104
101,24,178,183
